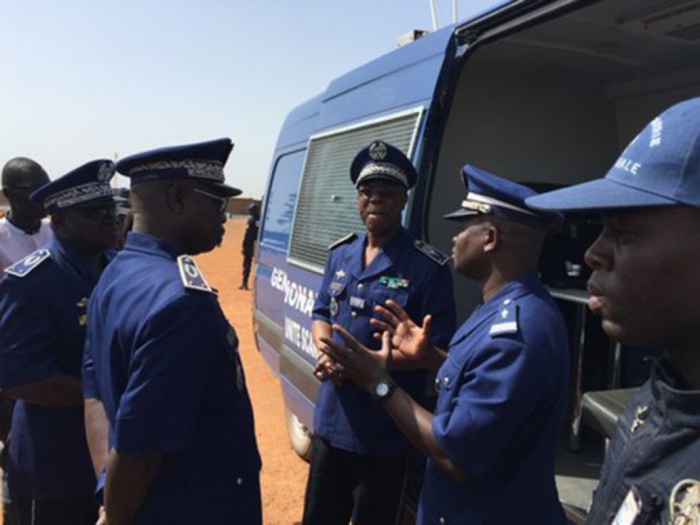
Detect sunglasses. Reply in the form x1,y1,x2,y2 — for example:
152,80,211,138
191,187,229,214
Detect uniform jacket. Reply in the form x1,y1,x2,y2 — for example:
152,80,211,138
586,360,700,524
418,272,569,524
83,232,262,524
242,214,259,252
0,237,109,500
312,227,456,454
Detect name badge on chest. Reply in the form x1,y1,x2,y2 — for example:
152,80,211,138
613,487,643,525
349,296,366,309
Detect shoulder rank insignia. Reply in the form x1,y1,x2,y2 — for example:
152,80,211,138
328,232,357,250
177,255,215,294
489,299,519,336
414,240,449,266
4,249,51,278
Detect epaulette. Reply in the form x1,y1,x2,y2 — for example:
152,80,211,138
328,232,357,250
177,255,216,294
413,240,449,266
489,299,519,336
4,249,51,278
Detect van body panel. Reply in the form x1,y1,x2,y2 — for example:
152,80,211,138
253,1,700,513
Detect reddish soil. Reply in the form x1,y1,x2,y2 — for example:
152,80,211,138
196,218,308,525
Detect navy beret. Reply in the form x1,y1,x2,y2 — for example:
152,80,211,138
30,159,115,213
116,138,241,197
444,165,563,230
350,141,417,189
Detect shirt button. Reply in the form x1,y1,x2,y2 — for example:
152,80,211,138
443,376,450,387
357,283,364,290
237,478,243,486
351,311,357,318
439,518,446,524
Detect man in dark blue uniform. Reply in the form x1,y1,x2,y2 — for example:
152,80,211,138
238,202,259,290
84,138,262,525
527,98,700,525
303,141,456,525
0,159,118,525
320,166,569,524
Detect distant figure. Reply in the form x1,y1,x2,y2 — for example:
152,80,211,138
84,139,262,525
112,187,132,250
0,157,52,273
0,158,52,525
239,202,259,290
0,160,118,525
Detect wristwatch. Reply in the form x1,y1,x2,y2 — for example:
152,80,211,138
372,377,396,401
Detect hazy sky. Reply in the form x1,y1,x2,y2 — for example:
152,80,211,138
1,1,497,198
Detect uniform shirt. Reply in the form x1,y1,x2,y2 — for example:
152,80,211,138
312,227,456,454
242,213,259,252
84,232,262,524
586,360,700,525
418,272,569,524
0,216,53,273
0,237,108,500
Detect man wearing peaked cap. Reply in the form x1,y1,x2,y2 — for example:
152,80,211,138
115,137,241,196
0,159,118,525
83,139,262,524
527,97,700,524
317,164,570,524
303,141,456,525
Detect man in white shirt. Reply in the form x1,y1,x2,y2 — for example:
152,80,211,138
1,158,52,273
0,156,52,525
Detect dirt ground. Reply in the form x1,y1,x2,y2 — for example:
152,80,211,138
0,217,308,525
197,217,309,524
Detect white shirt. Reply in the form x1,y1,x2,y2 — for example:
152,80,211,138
0,216,53,273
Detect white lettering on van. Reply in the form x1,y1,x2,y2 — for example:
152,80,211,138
615,157,642,175
270,267,316,316
284,317,317,358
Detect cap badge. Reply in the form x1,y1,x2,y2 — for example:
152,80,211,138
369,141,388,161
97,162,114,181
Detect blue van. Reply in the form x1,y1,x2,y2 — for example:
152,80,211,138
253,0,699,519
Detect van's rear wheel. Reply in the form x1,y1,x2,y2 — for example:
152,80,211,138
285,407,312,462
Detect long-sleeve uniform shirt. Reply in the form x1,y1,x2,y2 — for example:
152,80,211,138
585,360,700,524
0,237,107,500
83,232,262,524
419,272,570,524
312,228,456,454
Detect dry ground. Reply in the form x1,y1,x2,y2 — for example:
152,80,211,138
197,217,309,524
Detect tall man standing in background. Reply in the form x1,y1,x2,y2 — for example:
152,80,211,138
0,157,53,525
0,158,52,272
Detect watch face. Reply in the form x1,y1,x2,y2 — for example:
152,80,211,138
376,382,389,397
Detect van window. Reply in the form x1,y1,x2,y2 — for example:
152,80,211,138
261,150,306,252
289,108,424,272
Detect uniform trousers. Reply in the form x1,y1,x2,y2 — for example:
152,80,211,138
302,435,409,525
15,495,97,525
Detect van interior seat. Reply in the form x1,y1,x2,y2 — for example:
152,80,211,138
580,388,639,441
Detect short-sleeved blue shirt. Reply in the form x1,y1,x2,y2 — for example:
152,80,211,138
84,232,262,524
312,228,456,454
0,237,108,500
418,272,569,524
